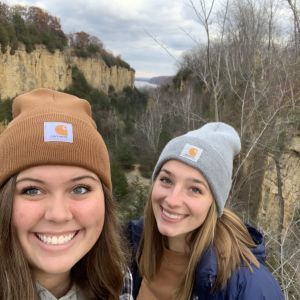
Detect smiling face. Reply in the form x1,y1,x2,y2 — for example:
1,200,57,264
151,160,214,252
12,165,105,288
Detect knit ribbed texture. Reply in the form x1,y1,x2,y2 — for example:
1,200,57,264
0,88,111,191
152,122,241,216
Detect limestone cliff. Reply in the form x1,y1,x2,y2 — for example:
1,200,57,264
0,45,134,100
73,56,134,93
257,133,300,233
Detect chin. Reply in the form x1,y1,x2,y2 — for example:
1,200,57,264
33,257,79,277
157,226,177,237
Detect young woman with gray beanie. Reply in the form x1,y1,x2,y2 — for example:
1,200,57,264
0,88,133,300
126,122,284,299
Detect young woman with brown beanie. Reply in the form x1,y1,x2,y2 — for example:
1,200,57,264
0,88,133,300
126,122,284,299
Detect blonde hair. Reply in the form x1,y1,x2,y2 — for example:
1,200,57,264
138,192,259,300
0,176,126,300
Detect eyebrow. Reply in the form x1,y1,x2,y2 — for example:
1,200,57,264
160,168,209,190
16,175,100,184
70,175,100,183
16,178,44,184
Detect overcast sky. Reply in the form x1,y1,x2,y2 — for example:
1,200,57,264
3,0,211,78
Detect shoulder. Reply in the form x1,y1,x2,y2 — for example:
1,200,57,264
126,218,144,233
193,262,284,299
224,224,284,299
224,263,284,299
192,240,284,299
124,218,144,250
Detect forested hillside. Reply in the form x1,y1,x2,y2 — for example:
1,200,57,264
0,2,131,69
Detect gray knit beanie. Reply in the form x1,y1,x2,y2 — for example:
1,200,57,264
152,122,241,216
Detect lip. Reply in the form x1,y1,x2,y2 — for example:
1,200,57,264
32,230,82,251
160,206,187,223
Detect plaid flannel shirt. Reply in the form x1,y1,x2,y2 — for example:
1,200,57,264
120,269,134,300
36,269,133,299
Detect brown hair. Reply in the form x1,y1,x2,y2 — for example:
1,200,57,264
138,190,259,300
0,176,126,300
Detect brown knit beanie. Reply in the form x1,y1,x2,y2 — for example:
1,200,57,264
0,88,112,191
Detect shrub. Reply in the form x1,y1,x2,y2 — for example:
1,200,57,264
0,25,9,53
111,161,129,200
115,142,135,170
117,178,148,223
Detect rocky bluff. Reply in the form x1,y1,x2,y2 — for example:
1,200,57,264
257,134,300,233
0,45,134,99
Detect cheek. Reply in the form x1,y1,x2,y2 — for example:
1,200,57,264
12,199,41,231
151,191,161,211
72,197,105,228
194,201,212,221
151,186,166,204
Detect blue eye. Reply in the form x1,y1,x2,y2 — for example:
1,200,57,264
72,185,90,195
159,176,172,185
21,186,42,196
191,187,202,194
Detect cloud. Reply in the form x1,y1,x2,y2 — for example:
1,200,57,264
3,0,205,77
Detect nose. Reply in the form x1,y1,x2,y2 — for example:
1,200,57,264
44,195,73,222
164,185,183,208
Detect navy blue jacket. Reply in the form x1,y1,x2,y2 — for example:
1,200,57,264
126,219,284,300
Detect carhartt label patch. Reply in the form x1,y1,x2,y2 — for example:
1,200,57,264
44,122,73,143
180,144,202,162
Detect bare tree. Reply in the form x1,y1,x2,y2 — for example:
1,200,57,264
139,88,164,154
188,0,230,121
287,0,300,52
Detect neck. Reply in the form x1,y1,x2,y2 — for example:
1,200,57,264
33,271,72,298
167,235,188,253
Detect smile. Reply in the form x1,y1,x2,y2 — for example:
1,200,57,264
35,232,78,245
162,208,186,220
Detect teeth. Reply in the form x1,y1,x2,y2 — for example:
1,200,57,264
163,209,184,220
36,232,76,245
